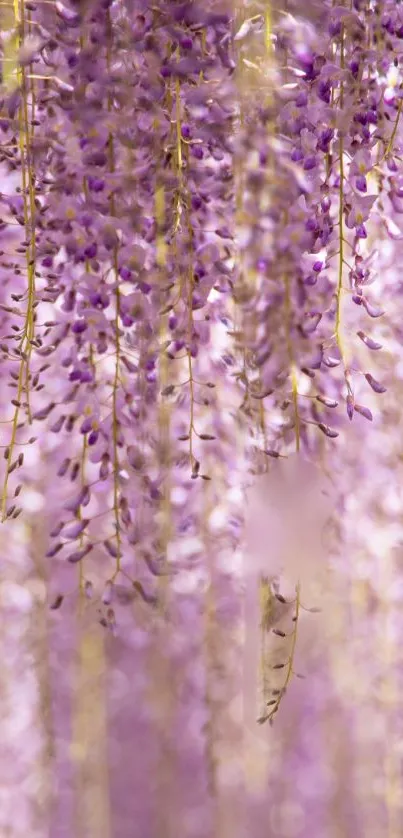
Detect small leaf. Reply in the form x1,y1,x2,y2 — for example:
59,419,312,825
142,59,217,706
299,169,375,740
3,30,19,92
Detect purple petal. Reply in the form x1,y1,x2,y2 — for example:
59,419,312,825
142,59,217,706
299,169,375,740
356,175,367,193
46,542,64,557
84,580,94,598
316,395,338,408
64,519,89,539
102,580,114,605
318,423,339,438
103,539,119,558
57,458,71,477
354,403,373,421
323,355,341,368
33,402,56,421
65,486,90,513
346,395,354,421
357,331,382,350
365,373,387,394
67,544,93,563
301,312,322,335
50,521,65,538
361,298,384,318
50,594,64,610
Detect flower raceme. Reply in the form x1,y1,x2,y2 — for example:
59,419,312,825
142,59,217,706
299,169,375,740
0,0,240,625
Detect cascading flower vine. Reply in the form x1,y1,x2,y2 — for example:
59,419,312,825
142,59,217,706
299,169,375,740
232,0,403,724
0,0,241,620
234,0,403,459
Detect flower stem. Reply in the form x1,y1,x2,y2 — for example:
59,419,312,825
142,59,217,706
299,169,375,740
266,582,301,724
107,11,121,570
335,25,345,365
284,274,300,452
1,0,36,522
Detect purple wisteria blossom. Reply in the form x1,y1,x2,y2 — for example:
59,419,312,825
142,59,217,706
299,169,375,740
1,1,403,836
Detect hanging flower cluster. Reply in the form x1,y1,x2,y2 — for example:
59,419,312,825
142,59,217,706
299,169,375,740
234,0,403,467
231,0,403,724
0,0,242,622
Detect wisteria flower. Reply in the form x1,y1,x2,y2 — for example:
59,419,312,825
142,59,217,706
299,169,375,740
346,193,377,237
349,148,373,193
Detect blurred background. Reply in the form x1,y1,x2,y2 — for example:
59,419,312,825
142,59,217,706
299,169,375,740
1,390,403,838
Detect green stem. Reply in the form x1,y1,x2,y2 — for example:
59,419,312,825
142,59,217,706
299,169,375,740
284,274,300,452
265,582,301,723
1,0,36,521
335,25,345,365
